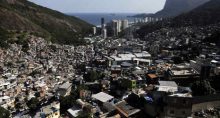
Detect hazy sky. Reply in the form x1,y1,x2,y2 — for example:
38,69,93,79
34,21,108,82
29,0,166,13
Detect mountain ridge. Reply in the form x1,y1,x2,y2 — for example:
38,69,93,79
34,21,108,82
172,0,220,26
155,0,210,18
137,0,220,39
0,0,93,45
132,0,210,18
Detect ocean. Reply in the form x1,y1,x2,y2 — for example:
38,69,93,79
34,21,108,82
69,13,138,26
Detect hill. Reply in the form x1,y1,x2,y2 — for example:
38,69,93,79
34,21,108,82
172,0,220,26
137,0,220,38
0,0,93,45
154,0,210,18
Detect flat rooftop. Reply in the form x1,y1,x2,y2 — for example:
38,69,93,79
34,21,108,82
92,92,114,103
59,82,72,90
159,81,178,87
171,68,199,76
115,100,140,117
134,51,151,58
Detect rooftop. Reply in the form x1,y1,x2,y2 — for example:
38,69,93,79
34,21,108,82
171,68,199,76
59,82,72,90
133,51,151,58
92,92,114,103
67,105,82,118
147,74,158,79
159,81,178,87
40,102,60,115
115,100,141,118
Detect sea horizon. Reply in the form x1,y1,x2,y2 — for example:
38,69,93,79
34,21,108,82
68,12,140,26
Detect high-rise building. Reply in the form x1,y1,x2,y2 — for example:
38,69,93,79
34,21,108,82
101,17,105,30
101,18,107,38
122,20,129,30
102,28,107,39
112,20,120,36
93,27,96,35
118,20,122,33
112,20,123,36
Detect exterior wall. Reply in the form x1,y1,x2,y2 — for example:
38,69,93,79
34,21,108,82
192,101,220,112
163,106,192,118
162,96,193,118
144,103,158,117
121,79,136,89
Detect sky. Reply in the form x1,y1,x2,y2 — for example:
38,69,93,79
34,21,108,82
29,0,166,13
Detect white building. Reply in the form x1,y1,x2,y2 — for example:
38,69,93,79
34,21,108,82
92,92,114,103
122,20,129,30
118,20,122,33
106,51,152,66
93,27,96,35
102,28,107,39
112,20,120,36
156,81,178,93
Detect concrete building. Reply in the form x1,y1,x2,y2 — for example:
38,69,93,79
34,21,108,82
156,81,178,93
92,27,96,35
101,17,105,30
163,95,193,118
115,100,140,118
122,20,129,30
37,102,60,118
106,51,151,66
112,20,120,36
102,28,107,39
167,64,200,81
57,82,72,97
118,20,122,33
92,92,114,103
190,56,210,73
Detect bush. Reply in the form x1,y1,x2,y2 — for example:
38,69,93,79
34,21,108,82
0,107,10,118
191,80,216,96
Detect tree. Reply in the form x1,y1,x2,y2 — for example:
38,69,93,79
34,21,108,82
77,105,93,118
15,102,22,111
0,107,10,118
84,71,98,82
60,84,89,113
0,28,10,49
191,80,216,96
60,95,76,113
27,97,40,111
77,111,92,118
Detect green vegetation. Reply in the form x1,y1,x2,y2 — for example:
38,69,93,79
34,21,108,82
27,97,40,111
191,80,216,96
60,95,76,113
173,0,220,26
137,0,220,39
0,107,10,118
203,31,220,47
83,70,105,82
0,0,93,45
77,106,92,118
0,28,10,48
60,84,88,113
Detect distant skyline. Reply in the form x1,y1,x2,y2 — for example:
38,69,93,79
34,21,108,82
29,0,166,13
